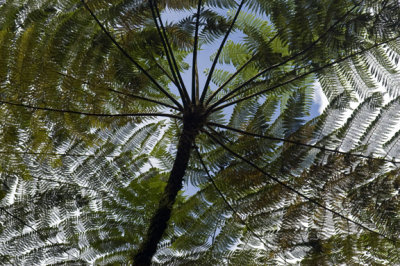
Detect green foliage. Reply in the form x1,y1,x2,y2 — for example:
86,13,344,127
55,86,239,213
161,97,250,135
1,0,400,265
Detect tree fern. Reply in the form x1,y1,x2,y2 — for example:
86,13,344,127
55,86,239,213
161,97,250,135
1,0,400,265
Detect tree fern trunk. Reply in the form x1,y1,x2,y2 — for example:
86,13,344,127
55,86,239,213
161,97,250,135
133,116,200,265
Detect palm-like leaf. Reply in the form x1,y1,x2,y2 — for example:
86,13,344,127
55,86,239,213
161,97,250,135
1,0,400,265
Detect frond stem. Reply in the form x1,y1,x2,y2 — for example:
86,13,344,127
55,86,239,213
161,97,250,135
203,127,398,244
208,122,400,164
193,144,274,250
200,0,246,103
192,0,202,104
205,31,280,106
55,71,179,110
207,0,365,112
108,88,179,110
81,0,183,110
0,99,182,119
0,150,121,158
149,0,189,106
154,1,191,104
152,59,179,87
210,35,400,113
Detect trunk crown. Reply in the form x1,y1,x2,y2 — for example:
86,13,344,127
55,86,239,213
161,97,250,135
183,104,207,135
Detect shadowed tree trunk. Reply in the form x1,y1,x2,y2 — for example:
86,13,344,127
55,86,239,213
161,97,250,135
133,107,205,265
